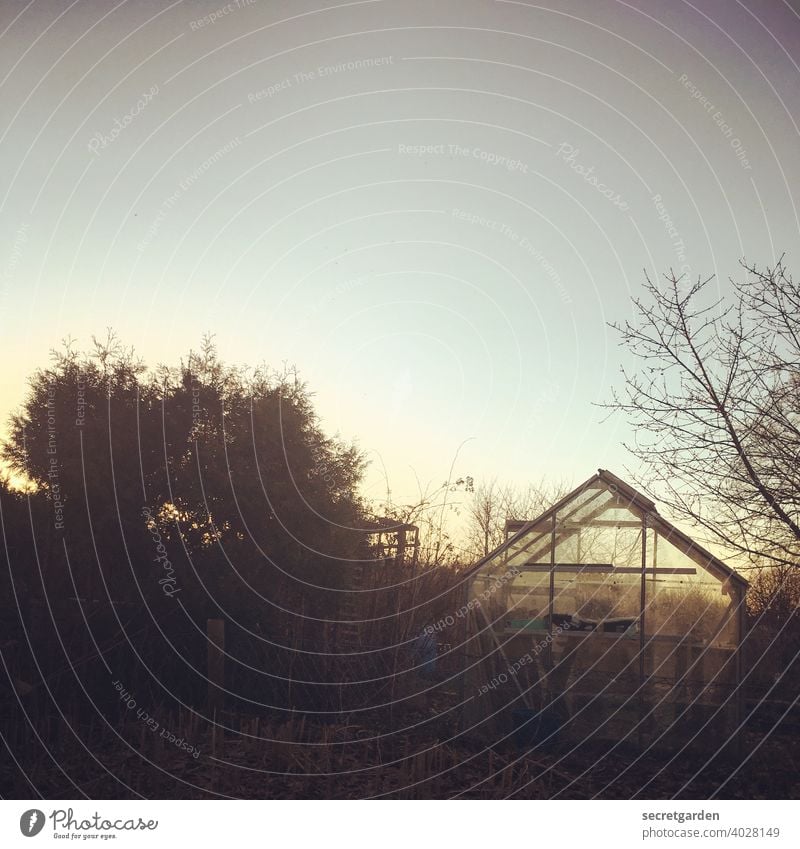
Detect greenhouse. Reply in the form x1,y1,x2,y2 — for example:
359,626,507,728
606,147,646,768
461,469,747,751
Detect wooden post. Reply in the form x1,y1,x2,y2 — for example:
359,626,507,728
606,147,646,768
638,514,648,750
639,514,647,681
207,618,225,715
547,511,556,670
735,589,747,758
396,525,406,566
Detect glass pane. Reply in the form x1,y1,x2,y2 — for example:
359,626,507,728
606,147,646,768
504,518,553,567
644,528,736,648
505,569,550,631
563,485,613,523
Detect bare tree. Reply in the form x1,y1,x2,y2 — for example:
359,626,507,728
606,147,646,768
748,564,800,618
607,258,800,570
465,478,506,559
465,477,569,560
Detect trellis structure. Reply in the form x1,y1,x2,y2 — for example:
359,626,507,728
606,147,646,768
461,469,748,751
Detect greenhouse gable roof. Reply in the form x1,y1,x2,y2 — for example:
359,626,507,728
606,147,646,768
465,469,748,589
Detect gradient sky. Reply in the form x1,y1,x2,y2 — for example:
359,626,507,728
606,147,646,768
1,0,799,510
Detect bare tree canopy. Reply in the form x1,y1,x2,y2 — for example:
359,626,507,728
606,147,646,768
607,258,800,570
465,477,569,560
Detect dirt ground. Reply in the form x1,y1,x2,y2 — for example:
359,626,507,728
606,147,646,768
3,706,798,800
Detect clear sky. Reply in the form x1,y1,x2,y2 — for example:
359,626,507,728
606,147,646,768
1,0,799,509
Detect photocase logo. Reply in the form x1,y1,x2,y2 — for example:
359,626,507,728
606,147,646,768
19,809,45,837
15,807,160,838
